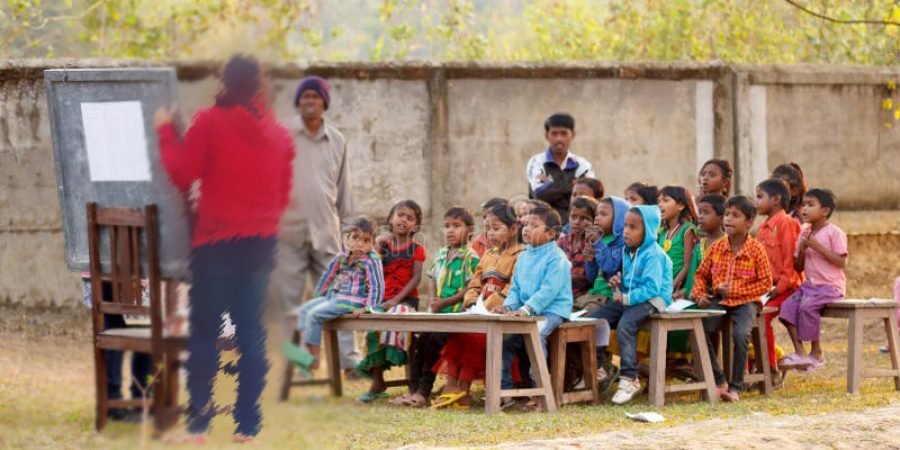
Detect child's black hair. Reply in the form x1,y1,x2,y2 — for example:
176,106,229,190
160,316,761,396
698,194,727,217
480,197,508,212
215,54,262,118
659,186,699,224
444,206,475,227
387,199,423,233
725,195,758,222
627,182,659,205
804,188,837,218
574,177,605,199
570,196,599,220
529,204,563,237
544,113,575,132
342,216,377,236
486,203,522,243
757,178,791,211
700,159,734,196
772,163,807,213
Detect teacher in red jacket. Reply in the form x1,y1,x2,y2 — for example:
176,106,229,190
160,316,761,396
154,55,294,443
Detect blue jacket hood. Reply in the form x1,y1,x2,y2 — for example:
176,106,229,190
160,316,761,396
609,196,631,238
632,204,661,250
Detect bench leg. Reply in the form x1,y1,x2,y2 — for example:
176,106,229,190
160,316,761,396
279,330,301,402
753,316,773,395
484,327,503,414
581,334,601,405
691,320,719,403
648,320,668,407
883,315,900,391
547,329,566,406
721,323,733,385
847,313,864,394
523,328,557,412
324,328,343,397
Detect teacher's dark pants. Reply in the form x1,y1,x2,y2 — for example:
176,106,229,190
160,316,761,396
186,237,276,436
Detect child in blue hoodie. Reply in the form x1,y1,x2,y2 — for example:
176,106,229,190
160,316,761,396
581,196,631,390
588,205,673,405
493,204,573,407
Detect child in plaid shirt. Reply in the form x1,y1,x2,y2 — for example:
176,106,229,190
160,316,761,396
692,196,773,402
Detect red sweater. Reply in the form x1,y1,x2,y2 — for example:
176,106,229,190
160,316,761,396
157,105,294,248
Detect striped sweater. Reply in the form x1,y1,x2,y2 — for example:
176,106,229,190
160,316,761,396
315,250,384,311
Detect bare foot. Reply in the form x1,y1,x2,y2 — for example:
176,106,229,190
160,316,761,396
162,429,207,445
232,433,254,444
389,392,413,406
403,393,428,408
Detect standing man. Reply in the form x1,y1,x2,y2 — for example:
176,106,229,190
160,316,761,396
526,113,594,224
275,76,360,376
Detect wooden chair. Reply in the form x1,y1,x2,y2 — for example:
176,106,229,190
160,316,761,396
720,306,775,395
821,299,900,394
547,320,600,406
87,203,185,432
642,311,724,407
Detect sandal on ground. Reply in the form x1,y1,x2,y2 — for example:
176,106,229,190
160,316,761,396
430,392,466,409
357,391,389,403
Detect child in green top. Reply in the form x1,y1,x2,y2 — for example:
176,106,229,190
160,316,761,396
658,186,699,363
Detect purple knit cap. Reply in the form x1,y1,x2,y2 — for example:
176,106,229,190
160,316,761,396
294,76,330,110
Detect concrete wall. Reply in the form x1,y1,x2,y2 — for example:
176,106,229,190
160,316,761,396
1,60,898,307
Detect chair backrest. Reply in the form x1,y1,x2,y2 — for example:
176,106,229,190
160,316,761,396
86,203,164,338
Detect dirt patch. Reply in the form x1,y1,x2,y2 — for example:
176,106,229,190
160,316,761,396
847,233,900,299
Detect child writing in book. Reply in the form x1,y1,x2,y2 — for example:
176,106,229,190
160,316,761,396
494,204,573,410
357,200,426,403
778,189,848,372
755,179,802,379
692,196,772,402
432,203,524,409
286,218,383,369
588,205,673,405
393,207,480,408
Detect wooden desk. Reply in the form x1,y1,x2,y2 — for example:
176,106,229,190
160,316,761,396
318,313,558,413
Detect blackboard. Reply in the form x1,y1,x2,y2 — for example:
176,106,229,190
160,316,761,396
44,68,191,279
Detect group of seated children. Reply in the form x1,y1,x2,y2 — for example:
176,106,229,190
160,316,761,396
285,158,853,409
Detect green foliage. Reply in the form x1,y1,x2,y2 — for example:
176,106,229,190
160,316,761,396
2,0,900,64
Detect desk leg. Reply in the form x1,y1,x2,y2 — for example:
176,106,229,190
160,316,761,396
847,313,864,394
691,320,718,403
648,320,668,407
485,326,503,414
324,328,343,397
524,327,557,412
885,314,900,391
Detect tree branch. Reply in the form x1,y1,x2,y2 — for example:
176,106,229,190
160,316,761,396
782,0,900,27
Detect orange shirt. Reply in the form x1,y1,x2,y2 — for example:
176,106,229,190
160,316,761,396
756,210,802,295
690,235,773,307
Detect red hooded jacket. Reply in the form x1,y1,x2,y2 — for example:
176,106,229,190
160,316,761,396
157,105,294,248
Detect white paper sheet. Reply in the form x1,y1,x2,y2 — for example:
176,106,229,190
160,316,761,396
465,295,498,316
625,412,665,423
664,299,696,313
81,101,152,182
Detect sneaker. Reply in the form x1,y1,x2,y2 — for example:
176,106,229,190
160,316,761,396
611,377,641,405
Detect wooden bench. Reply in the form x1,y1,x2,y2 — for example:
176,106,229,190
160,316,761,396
821,299,900,394
642,310,725,407
547,319,600,406
720,305,775,395
282,313,557,413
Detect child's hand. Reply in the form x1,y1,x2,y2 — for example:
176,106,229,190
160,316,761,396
429,297,444,313
153,104,177,128
350,309,366,318
715,284,729,298
484,284,501,294
582,244,595,261
492,306,509,314
612,289,623,304
383,297,400,311
608,273,622,289
507,309,528,317
673,289,686,300
697,295,712,309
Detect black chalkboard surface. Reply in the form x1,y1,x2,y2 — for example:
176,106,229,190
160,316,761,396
44,68,191,279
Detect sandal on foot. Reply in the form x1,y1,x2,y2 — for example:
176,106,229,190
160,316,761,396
778,353,811,370
282,342,315,374
357,391,389,403
401,396,428,408
430,392,466,409
232,434,255,444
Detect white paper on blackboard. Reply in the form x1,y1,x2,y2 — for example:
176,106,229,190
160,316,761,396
80,101,152,182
